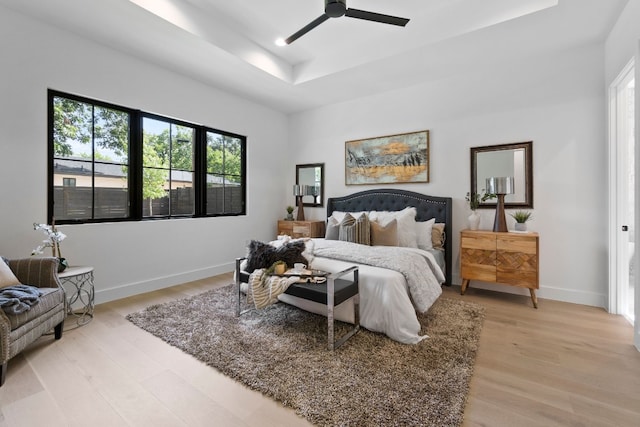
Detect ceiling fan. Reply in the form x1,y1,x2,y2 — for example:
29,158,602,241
282,0,410,45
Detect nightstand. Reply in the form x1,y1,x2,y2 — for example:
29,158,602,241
460,229,539,308
277,220,325,238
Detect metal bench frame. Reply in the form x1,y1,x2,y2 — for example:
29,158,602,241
235,258,360,350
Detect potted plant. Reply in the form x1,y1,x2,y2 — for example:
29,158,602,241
510,210,532,231
285,206,294,221
465,190,496,230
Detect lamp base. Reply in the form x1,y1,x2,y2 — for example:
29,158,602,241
296,196,305,221
493,194,508,232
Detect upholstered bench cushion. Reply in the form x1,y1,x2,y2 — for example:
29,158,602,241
285,279,358,306
239,269,357,307
7,287,64,331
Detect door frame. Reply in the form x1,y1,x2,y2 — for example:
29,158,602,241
608,58,634,315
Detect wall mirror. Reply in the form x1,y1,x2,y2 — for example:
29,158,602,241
296,163,324,207
471,141,533,208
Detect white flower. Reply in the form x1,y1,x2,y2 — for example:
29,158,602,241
32,222,66,258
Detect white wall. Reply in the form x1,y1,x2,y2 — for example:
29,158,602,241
605,0,640,85
0,6,289,304
290,42,608,307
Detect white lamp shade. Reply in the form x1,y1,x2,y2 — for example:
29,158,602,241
293,184,305,196
486,176,514,194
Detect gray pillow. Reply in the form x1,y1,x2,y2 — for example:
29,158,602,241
325,217,340,240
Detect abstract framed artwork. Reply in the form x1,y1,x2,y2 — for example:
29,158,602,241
345,130,430,185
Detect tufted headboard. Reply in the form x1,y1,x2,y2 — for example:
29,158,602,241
326,189,453,286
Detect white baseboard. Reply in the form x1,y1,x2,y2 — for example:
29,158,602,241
95,262,235,305
450,274,606,308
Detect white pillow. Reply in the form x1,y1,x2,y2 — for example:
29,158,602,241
0,259,20,288
416,218,436,250
370,207,418,248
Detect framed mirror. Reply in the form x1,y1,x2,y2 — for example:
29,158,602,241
471,141,533,209
296,163,324,207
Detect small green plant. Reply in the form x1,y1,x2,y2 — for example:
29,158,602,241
510,210,532,223
465,190,496,211
286,206,294,214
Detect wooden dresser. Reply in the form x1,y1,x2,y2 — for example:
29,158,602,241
460,229,539,308
277,220,325,239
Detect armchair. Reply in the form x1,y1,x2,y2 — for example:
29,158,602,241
1,257,66,386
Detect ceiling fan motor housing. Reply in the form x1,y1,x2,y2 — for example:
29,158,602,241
325,0,347,18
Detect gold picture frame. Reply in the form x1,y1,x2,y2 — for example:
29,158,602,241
345,130,430,185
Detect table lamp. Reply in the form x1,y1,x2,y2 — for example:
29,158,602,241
486,176,514,232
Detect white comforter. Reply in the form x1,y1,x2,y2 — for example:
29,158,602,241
278,238,444,344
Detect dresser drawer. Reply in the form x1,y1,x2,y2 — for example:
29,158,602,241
461,232,495,250
277,220,325,239
497,235,537,254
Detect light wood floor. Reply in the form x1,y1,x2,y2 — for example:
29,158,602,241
1,274,639,427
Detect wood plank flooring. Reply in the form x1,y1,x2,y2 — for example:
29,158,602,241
1,273,639,426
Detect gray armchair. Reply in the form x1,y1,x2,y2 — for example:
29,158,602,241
0,257,66,386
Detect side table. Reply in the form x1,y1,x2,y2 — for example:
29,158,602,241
58,266,95,326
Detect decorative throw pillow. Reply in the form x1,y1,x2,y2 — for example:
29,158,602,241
431,223,446,250
0,257,20,288
328,210,368,224
416,218,436,250
325,217,340,240
370,218,398,246
338,213,371,245
244,240,308,273
370,207,417,248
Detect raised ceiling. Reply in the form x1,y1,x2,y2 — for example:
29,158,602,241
0,0,629,113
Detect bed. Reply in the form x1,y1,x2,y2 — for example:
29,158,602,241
242,189,452,344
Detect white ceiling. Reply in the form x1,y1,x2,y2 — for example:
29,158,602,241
0,0,629,113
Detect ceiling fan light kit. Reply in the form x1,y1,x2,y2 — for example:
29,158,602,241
326,0,347,17
283,0,410,45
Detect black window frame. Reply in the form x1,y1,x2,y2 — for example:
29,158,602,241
48,90,246,224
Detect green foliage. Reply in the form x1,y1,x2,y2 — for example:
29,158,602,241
465,189,496,211
53,97,129,158
142,146,168,200
207,133,242,177
53,97,242,214
53,97,91,157
510,210,533,223
94,106,129,158
286,206,294,214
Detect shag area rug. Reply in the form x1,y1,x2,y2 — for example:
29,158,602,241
126,284,485,427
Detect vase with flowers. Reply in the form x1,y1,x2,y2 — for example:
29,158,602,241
32,220,68,272
465,190,496,230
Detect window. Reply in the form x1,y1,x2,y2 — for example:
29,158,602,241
48,90,246,223
206,131,244,215
142,117,195,217
51,95,131,221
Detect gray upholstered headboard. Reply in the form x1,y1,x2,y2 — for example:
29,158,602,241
326,189,453,286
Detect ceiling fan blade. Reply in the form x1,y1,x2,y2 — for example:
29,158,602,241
284,14,330,44
345,8,409,27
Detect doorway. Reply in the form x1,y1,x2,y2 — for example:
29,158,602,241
609,59,635,328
